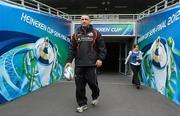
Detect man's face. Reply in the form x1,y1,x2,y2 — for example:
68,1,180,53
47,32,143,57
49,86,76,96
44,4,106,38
80,15,91,28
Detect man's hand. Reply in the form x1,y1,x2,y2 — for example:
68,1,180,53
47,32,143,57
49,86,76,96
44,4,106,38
65,62,72,68
96,59,102,68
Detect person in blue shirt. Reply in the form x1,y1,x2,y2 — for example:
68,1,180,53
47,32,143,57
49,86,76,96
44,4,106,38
125,44,143,89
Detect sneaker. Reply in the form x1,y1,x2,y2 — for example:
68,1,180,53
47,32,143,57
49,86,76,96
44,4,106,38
91,98,98,106
136,85,140,89
76,105,88,113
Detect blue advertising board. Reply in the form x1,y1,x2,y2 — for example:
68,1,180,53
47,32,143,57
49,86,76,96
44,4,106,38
137,4,180,105
74,23,135,36
0,1,71,103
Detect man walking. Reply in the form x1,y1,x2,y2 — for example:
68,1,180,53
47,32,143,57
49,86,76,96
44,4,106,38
65,15,106,113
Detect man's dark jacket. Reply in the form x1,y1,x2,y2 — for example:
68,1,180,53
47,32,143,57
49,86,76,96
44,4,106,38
67,25,107,67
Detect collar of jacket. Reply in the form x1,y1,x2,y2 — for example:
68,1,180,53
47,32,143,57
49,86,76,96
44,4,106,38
78,24,93,34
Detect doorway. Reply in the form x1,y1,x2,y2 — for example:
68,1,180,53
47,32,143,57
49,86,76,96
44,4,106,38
101,37,134,74
101,42,120,73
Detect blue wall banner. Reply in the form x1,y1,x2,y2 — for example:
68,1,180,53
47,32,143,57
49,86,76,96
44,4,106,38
74,23,135,36
137,4,180,105
0,1,71,103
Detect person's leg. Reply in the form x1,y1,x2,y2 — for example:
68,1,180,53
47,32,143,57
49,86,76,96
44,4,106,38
134,65,140,86
130,64,136,84
134,65,141,89
85,67,99,100
75,67,87,106
131,64,140,88
132,76,135,84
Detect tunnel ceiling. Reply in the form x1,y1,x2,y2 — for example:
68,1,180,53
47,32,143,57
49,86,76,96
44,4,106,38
37,0,162,14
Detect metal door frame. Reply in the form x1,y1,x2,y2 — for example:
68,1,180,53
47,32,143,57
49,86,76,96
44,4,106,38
119,42,128,75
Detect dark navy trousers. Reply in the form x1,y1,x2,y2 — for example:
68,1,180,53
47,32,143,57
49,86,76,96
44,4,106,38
75,66,99,106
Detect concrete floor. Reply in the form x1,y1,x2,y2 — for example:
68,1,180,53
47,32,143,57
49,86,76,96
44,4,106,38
0,73,179,116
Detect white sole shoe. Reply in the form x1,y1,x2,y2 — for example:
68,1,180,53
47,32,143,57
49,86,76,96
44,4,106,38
91,99,98,106
76,105,88,113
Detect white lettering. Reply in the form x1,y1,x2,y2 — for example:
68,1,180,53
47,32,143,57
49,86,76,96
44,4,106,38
167,10,180,26
96,28,110,32
20,13,69,42
111,28,122,32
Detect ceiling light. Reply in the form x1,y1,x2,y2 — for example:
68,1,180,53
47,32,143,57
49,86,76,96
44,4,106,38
86,6,98,9
101,1,105,5
114,6,127,8
101,1,110,5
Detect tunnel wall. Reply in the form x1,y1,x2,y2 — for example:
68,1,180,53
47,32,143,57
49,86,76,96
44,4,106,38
137,4,180,105
0,1,71,103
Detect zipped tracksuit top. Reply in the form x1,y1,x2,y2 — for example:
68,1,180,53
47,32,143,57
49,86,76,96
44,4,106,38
67,25,107,67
